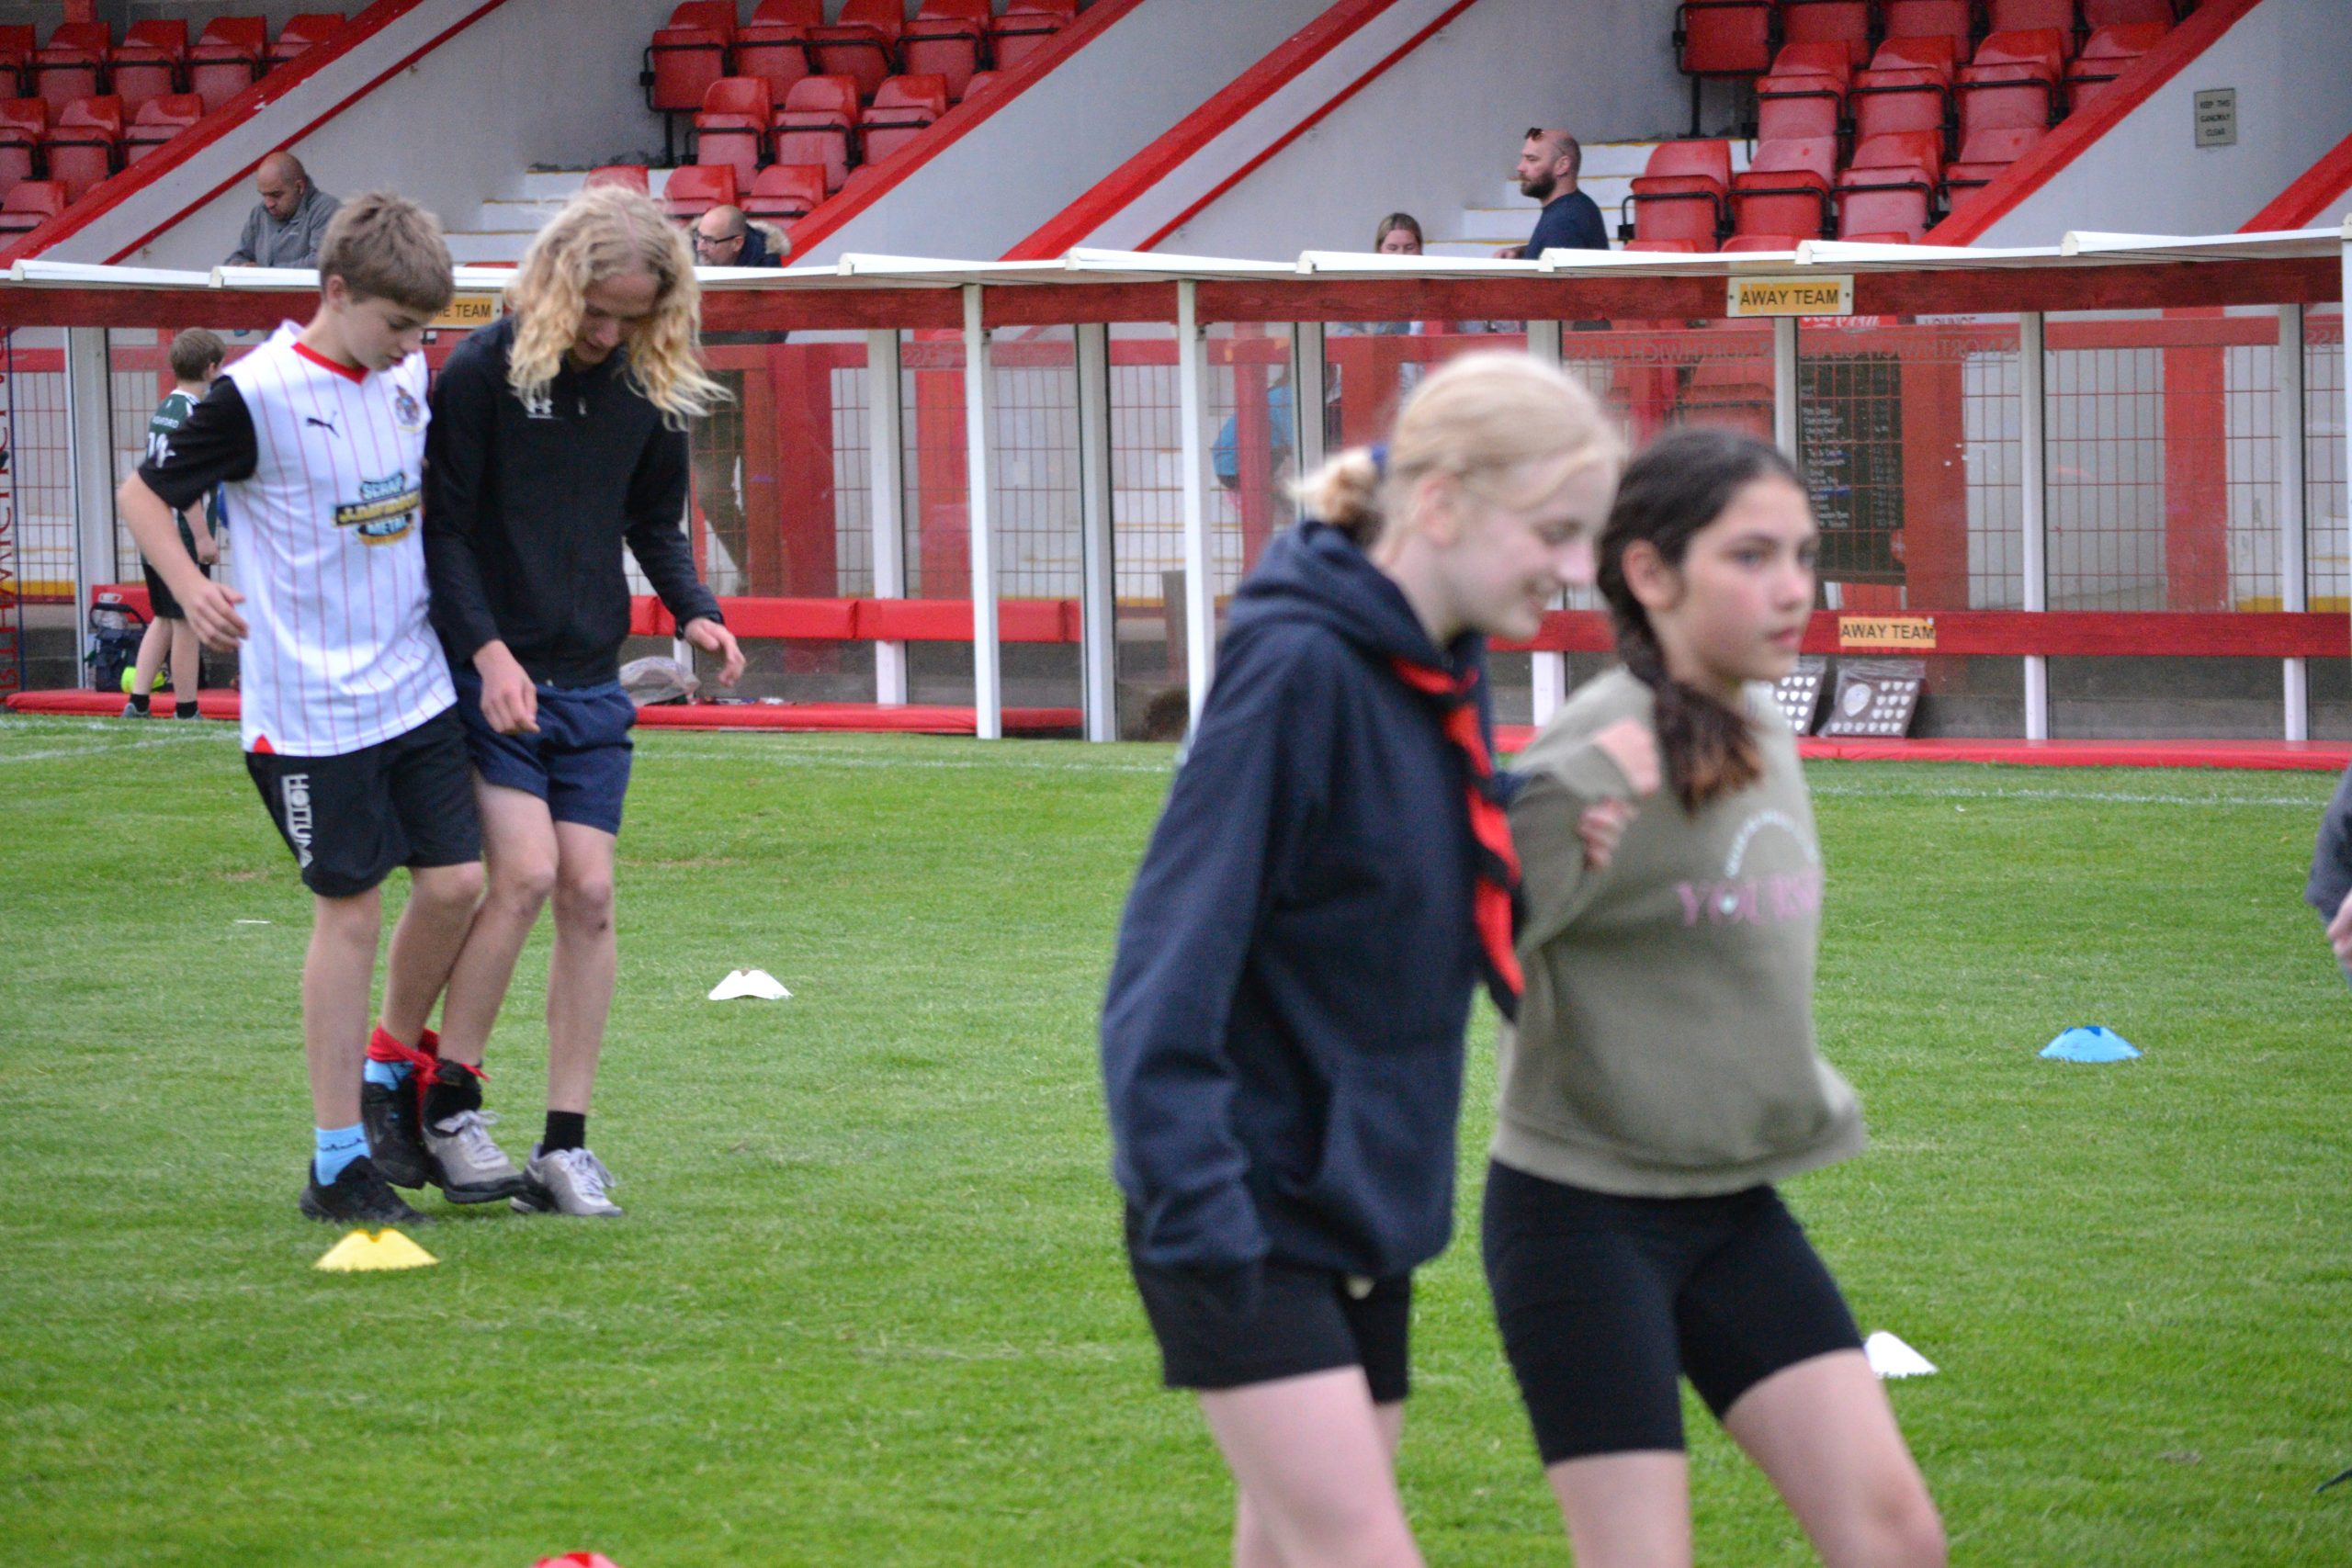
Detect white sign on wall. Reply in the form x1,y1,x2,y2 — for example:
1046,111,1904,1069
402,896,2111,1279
2194,88,2237,149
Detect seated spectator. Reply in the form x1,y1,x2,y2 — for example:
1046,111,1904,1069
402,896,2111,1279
225,151,340,267
1510,129,1608,256
692,205,782,267
1375,212,1424,256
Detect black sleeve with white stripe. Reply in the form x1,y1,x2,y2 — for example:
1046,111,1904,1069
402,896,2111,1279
138,378,258,512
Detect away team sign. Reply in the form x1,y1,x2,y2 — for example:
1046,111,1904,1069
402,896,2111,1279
1725,275,1854,318
433,294,499,330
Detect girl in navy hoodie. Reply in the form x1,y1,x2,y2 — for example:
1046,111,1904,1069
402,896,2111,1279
1102,353,1622,1568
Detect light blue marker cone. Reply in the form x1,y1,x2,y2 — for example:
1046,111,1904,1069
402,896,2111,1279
2040,1025,2141,1063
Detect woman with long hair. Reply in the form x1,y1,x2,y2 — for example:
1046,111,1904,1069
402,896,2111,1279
1102,353,1622,1568
1485,426,1944,1568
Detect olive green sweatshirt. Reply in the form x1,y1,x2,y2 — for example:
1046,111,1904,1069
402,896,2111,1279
1493,668,1864,1197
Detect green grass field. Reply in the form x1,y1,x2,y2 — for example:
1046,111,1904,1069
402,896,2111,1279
2,713,2348,1567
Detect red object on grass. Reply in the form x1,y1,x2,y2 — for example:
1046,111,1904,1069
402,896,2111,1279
534,1556,625,1568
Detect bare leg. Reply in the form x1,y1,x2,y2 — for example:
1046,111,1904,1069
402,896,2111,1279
1234,1400,1407,1568
127,617,170,703
434,784,558,1070
1544,1450,1693,1568
1721,1350,1945,1568
545,820,618,1114
302,887,381,1128
1199,1369,1422,1568
376,861,485,1044
168,619,202,709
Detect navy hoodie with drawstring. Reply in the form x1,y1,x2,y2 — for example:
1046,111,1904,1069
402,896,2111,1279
1102,520,1497,1286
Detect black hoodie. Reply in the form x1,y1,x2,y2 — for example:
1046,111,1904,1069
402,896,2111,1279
2309,763,2352,923
1102,521,1496,1280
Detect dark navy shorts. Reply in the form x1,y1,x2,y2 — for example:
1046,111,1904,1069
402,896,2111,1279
244,705,481,898
1482,1160,1862,1464
454,671,636,835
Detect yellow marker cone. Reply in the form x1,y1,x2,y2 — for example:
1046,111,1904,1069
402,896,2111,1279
314,1228,438,1272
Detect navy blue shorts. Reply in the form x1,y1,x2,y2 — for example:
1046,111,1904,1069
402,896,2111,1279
454,671,636,835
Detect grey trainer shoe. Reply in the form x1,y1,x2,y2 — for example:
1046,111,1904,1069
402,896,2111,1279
512,1145,624,1218
423,1109,526,1203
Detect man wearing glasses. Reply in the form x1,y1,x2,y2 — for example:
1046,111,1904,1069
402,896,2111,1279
684,205,778,591
690,206,783,269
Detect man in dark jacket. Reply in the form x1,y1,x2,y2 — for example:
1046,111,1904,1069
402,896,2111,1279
2310,764,2352,982
691,204,783,267
1510,129,1610,257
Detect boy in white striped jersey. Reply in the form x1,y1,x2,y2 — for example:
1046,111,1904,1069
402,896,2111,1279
119,193,500,1226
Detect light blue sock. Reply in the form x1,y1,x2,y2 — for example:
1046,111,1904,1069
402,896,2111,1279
362,1058,410,1089
313,1123,367,1184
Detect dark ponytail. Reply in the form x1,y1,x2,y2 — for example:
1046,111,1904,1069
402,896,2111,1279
1598,427,1805,813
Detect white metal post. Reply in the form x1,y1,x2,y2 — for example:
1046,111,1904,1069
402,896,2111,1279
2279,302,2308,741
962,286,1001,739
64,327,114,687
1291,320,1326,478
1178,280,1216,727
1076,322,1117,742
2020,311,2050,740
1772,316,1800,460
1526,317,1567,728
866,327,909,705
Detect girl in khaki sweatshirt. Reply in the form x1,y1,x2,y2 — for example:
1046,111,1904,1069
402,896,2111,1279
1484,430,1945,1568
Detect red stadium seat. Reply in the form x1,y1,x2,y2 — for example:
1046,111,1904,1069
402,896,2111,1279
773,73,860,193
646,2,736,116
1625,141,1730,251
811,0,901,101
43,94,121,202
1958,30,2064,141
0,96,43,200
1723,234,1811,252
1624,239,1707,253
0,26,33,98
864,73,946,164
737,0,820,98
1779,0,1875,71
269,14,348,66
991,0,1076,71
1675,2,1775,78
584,164,650,194
1868,34,1963,82
963,70,1001,99
904,0,991,100
2081,0,2176,25
124,93,203,164
1836,130,1944,240
694,76,773,192
1845,231,1917,243
109,21,186,118
0,175,64,236
661,162,736,224
1883,0,1975,58
31,23,110,118
746,161,827,223
1732,138,1838,239
1944,123,2047,206
1851,36,1962,148
2065,21,2167,110
1755,63,1845,145
1988,0,2081,57
188,17,267,113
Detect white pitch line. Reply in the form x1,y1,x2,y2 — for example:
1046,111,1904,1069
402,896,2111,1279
1808,781,2329,810
0,728,226,765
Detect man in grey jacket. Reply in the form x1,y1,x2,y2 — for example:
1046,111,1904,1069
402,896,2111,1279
224,152,340,267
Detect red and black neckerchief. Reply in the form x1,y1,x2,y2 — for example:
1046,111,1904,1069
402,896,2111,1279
1389,654,1523,1021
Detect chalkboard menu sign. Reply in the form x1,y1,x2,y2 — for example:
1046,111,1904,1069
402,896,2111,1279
1798,354,1904,583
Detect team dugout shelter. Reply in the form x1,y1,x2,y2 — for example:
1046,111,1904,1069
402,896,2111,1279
0,224,2346,759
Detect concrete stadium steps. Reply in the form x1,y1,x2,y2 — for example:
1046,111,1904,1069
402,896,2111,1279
1426,139,1753,259
444,168,678,264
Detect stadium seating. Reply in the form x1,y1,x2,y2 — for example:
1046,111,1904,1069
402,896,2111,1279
1754,44,1849,145
43,95,121,202
1780,0,1875,71
1723,233,1811,252
2065,21,2168,109
584,163,650,193
646,2,736,116
0,97,42,199
1989,0,2084,55
109,21,187,118
1675,1,1775,80
188,17,267,113
904,0,991,100
662,161,735,223
1732,136,1838,240
1835,130,1943,239
269,14,348,66
737,0,820,98
1850,35,1960,149
31,23,110,118
1958,29,2065,142
991,0,1076,70
0,27,33,99
1624,140,1731,251
964,70,1001,99
1624,238,1707,253
124,94,203,164
747,161,827,223
695,75,773,191
810,0,901,101
2082,0,2177,24
864,73,947,164
774,73,861,192
1883,0,1975,57
1944,122,2047,206
0,175,62,236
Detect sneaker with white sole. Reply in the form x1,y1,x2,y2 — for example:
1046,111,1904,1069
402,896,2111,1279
423,1108,526,1203
512,1144,624,1217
